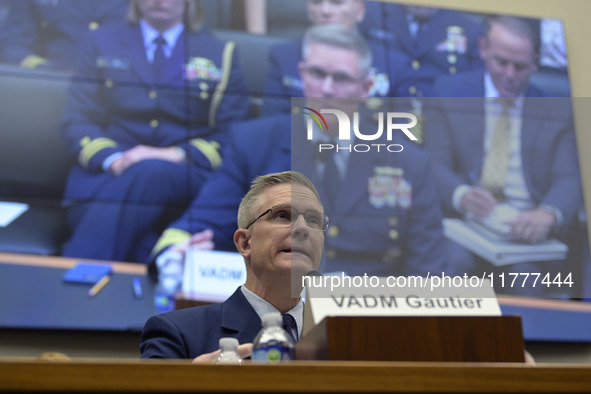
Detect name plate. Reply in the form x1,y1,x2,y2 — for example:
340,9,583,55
303,276,500,337
183,250,246,303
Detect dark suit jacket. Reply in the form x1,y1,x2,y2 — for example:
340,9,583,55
425,71,581,234
140,288,262,359
433,69,546,97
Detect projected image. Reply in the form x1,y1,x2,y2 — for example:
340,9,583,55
0,0,587,339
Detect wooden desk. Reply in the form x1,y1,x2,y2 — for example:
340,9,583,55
0,359,590,392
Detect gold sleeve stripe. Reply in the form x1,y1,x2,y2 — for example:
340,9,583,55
79,137,118,168
151,228,191,256
190,138,222,169
208,41,235,128
20,55,48,69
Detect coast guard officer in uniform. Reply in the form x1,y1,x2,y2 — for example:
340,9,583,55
262,0,396,117
60,0,249,262
151,24,447,279
141,171,326,359
0,0,126,70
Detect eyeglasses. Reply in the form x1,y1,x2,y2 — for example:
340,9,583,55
246,205,330,231
303,65,364,86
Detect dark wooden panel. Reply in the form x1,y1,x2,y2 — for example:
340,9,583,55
297,316,525,362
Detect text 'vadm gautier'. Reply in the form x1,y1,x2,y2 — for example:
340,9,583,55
331,295,485,309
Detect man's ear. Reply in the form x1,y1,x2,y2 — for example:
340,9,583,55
234,228,251,259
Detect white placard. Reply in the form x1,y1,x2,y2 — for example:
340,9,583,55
182,249,246,303
303,276,501,337
0,201,28,227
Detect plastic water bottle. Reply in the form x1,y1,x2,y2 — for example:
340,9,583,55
252,312,295,363
216,337,242,364
154,250,183,312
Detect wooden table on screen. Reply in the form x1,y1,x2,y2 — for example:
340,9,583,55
0,252,155,331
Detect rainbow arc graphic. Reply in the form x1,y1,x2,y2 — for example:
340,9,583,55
302,107,328,132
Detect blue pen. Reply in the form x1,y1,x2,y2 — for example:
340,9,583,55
133,278,143,299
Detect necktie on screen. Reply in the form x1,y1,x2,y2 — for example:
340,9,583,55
480,99,512,199
282,313,298,343
152,35,167,84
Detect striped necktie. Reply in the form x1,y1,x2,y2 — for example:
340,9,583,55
282,313,298,343
480,98,513,200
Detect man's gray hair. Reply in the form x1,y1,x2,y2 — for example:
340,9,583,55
302,23,373,77
237,171,322,229
127,0,203,32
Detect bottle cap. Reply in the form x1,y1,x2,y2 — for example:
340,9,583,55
261,312,282,326
219,337,239,351
155,250,183,272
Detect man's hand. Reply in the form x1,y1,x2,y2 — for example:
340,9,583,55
156,230,214,277
170,229,215,255
188,229,215,250
123,145,185,165
506,208,556,243
109,145,186,175
192,343,253,363
109,157,127,176
460,186,497,217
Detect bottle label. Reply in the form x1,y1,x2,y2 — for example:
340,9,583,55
252,345,294,363
154,292,175,313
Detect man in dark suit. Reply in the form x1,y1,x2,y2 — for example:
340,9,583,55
150,24,447,279
0,0,127,70
140,170,326,359
424,16,582,294
262,0,396,116
60,0,249,263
